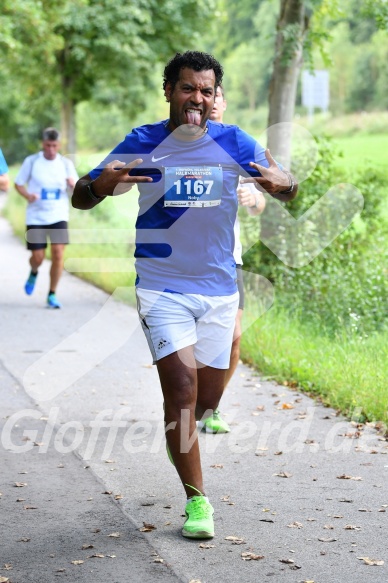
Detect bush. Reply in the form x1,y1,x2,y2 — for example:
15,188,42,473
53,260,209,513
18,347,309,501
241,136,388,337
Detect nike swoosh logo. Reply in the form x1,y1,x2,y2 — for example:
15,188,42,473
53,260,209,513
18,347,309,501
151,154,171,162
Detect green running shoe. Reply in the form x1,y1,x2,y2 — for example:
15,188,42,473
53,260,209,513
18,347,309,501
182,495,214,539
197,409,230,434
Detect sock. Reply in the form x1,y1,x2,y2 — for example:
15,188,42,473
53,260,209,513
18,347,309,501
48,290,55,296
30,270,38,276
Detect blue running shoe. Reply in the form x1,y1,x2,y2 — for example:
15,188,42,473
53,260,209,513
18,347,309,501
24,272,38,295
47,293,62,309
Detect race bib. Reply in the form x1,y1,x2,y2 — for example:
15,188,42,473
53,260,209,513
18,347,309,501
164,166,223,207
41,188,61,200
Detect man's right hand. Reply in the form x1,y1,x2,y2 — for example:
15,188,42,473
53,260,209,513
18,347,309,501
92,158,153,198
26,193,39,203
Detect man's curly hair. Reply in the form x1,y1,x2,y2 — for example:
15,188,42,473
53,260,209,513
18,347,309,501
163,51,223,92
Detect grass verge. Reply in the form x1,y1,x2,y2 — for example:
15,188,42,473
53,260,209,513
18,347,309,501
241,301,388,426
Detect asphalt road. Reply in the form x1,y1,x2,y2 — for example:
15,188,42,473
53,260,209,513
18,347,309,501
0,199,387,583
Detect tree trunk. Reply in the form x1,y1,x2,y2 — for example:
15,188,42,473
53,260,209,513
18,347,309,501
267,0,311,168
61,93,76,158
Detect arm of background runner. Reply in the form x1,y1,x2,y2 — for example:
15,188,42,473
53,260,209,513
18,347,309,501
0,149,9,190
14,157,39,202
237,181,266,216
72,159,152,210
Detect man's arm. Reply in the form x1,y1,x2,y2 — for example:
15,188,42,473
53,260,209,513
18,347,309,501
72,159,152,210
241,149,298,202
0,173,9,191
14,183,39,203
237,182,266,216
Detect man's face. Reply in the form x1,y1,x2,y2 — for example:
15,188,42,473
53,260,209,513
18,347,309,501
165,67,216,137
42,140,59,160
210,86,227,123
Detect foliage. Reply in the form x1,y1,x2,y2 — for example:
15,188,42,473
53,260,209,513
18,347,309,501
0,0,216,159
241,302,388,424
242,136,388,338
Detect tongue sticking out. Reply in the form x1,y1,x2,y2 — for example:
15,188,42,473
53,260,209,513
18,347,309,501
186,109,201,125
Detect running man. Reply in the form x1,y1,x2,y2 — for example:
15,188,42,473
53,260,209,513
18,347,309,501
15,128,78,308
72,51,297,539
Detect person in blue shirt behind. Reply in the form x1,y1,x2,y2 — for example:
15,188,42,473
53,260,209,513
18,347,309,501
0,148,10,192
73,51,297,540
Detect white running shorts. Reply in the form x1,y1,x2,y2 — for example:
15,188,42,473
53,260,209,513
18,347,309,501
136,288,239,369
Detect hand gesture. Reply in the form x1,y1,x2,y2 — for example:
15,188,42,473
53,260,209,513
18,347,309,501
241,149,291,195
92,158,153,197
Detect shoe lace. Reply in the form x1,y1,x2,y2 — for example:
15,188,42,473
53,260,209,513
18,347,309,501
212,409,221,420
187,496,211,519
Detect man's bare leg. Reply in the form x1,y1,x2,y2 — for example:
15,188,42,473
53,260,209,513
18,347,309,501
49,243,65,292
224,307,243,388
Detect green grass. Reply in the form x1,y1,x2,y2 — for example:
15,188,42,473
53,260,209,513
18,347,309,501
332,134,388,172
241,302,388,426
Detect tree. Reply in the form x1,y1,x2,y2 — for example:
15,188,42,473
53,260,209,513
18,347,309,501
266,0,341,165
1,0,216,156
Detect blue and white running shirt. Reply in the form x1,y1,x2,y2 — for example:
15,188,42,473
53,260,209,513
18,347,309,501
89,120,269,296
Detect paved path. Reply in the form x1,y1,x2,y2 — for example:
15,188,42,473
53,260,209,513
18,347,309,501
0,201,387,583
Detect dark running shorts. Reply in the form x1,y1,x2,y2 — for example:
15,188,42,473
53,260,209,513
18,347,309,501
26,221,69,250
236,264,244,310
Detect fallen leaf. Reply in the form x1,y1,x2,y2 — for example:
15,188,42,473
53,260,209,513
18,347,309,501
71,560,84,565
256,405,265,411
344,525,361,530
139,522,156,532
241,552,264,561
17,537,30,542
199,543,215,549
88,554,105,558
56,569,66,572
287,522,303,528
279,558,294,564
104,459,115,464
14,482,27,487
281,403,294,410
81,544,94,550
91,528,101,533
357,557,384,566
3,566,12,571
358,508,371,512
0,578,9,583
102,491,112,495
274,471,292,478
339,498,354,503
189,580,202,583
337,474,362,481
225,536,245,545
163,504,172,508
106,555,116,558
210,464,224,469
107,532,120,538
274,451,283,455
57,463,65,468
318,537,338,542
323,524,334,530
24,505,37,510
220,496,230,502
141,501,154,506
153,557,164,563
260,518,274,523
114,494,123,500
333,515,343,518
164,521,171,525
